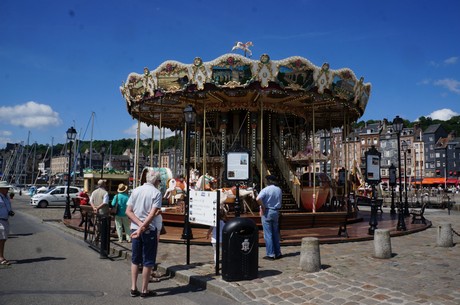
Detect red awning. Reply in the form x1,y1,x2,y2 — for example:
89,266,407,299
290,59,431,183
421,177,446,185
446,178,459,185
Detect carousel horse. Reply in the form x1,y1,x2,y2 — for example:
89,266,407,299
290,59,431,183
218,185,257,214
195,174,217,191
163,178,186,205
231,41,253,57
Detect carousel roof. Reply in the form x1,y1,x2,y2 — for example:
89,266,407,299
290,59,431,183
120,53,371,130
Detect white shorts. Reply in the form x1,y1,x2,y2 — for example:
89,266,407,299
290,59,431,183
0,219,9,240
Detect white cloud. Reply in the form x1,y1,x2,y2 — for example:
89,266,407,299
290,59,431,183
0,101,62,128
123,122,175,139
428,109,459,120
434,78,460,94
444,56,458,65
0,130,13,146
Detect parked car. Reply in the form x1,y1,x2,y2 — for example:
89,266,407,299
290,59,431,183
30,186,82,208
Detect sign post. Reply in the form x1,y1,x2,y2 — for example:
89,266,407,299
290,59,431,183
226,150,250,217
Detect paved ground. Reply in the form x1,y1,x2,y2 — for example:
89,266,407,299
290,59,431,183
14,196,460,304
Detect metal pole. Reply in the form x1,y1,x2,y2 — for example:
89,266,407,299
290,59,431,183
396,132,406,231
404,150,409,216
181,121,193,264
64,141,72,219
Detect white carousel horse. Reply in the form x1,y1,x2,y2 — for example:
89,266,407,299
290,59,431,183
217,185,257,214
231,41,253,57
195,174,217,191
163,178,186,204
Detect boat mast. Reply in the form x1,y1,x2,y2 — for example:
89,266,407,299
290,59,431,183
89,112,94,169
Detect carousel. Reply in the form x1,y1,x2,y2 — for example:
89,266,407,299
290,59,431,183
120,47,371,231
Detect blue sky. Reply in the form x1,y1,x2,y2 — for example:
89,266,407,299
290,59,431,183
1,0,459,148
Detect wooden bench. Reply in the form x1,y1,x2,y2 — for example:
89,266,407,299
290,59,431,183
280,212,349,237
410,201,427,224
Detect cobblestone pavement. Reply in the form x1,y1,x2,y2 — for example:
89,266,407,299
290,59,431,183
14,196,460,305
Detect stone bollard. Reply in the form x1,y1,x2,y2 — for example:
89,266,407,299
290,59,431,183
373,229,392,259
299,237,321,272
437,222,453,247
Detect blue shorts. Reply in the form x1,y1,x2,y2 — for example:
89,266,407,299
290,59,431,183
131,228,158,267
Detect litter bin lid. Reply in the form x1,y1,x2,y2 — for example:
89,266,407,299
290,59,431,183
223,217,257,234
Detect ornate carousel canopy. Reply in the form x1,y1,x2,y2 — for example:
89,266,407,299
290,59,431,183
120,53,371,130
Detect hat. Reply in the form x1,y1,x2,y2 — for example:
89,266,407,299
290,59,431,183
266,175,278,182
117,183,128,193
0,181,13,189
97,179,106,186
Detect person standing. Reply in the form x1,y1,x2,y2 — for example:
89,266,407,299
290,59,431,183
126,168,161,298
256,175,282,260
206,208,227,263
0,181,15,265
112,183,131,243
89,179,109,216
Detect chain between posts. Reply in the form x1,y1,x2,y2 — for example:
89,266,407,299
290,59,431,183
452,227,460,237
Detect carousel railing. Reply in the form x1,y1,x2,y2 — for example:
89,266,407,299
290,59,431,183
272,137,301,207
254,145,271,187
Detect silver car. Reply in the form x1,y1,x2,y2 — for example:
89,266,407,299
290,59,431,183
30,186,81,208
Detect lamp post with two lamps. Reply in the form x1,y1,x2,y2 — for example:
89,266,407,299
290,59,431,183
365,145,381,235
389,164,397,215
181,104,196,265
401,140,410,216
64,126,77,220
393,115,406,231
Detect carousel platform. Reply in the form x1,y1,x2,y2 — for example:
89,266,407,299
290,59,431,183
64,206,431,246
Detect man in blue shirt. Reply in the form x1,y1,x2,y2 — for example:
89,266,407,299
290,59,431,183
256,175,282,260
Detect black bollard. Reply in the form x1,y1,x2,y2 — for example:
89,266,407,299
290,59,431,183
99,216,110,258
396,202,406,231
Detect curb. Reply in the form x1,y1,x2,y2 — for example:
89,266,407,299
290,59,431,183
51,220,245,303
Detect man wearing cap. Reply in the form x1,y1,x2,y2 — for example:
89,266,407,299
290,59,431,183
0,181,15,265
90,179,109,216
256,175,283,260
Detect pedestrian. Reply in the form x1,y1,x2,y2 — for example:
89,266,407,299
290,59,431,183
206,208,227,263
89,180,109,215
150,207,164,282
89,179,110,241
111,183,131,243
256,175,282,260
0,181,15,265
77,190,93,227
126,168,162,298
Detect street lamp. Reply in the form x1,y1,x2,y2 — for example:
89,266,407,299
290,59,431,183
64,126,77,219
182,104,196,265
365,145,381,235
389,164,397,215
393,115,406,231
401,140,410,216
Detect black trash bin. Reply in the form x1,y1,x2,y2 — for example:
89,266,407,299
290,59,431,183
222,217,258,282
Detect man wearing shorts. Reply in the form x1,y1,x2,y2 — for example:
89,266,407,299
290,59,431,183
0,181,14,265
126,168,162,298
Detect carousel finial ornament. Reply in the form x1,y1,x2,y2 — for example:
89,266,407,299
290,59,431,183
231,41,253,57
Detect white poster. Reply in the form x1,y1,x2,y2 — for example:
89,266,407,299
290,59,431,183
189,190,218,226
226,151,249,181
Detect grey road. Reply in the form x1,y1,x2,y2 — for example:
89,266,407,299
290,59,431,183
0,196,239,305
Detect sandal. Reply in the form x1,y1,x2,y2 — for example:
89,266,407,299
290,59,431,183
130,289,140,297
0,259,10,265
140,290,157,298
149,276,161,282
